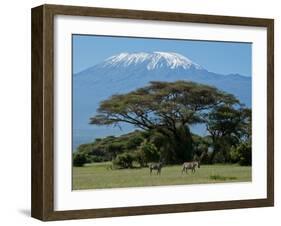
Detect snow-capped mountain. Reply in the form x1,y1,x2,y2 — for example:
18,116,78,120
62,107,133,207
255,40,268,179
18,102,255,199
101,52,204,70
73,52,251,149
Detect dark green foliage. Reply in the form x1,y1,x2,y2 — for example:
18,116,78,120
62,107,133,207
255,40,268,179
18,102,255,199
112,152,135,169
89,155,105,163
230,142,252,166
145,131,172,163
206,105,252,164
193,135,210,162
106,143,124,157
138,140,160,163
126,134,144,150
73,152,88,167
74,130,145,165
238,143,251,166
212,150,226,164
172,125,194,162
134,149,146,167
229,146,240,163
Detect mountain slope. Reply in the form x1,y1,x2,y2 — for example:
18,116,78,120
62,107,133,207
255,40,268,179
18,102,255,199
73,52,251,149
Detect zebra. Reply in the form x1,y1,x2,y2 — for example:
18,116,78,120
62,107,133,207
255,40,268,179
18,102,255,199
182,161,200,174
149,162,163,175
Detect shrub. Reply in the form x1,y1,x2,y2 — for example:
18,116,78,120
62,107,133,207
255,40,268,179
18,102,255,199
90,155,106,162
106,143,124,154
230,146,239,163
237,142,252,166
134,149,147,167
212,151,225,164
139,141,160,162
210,174,237,181
126,135,144,150
112,152,135,169
230,142,252,166
73,152,88,167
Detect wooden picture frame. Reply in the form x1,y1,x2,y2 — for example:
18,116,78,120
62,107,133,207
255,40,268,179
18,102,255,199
31,4,274,221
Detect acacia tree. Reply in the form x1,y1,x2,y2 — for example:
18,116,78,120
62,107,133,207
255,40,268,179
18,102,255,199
90,81,238,163
206,105,251,163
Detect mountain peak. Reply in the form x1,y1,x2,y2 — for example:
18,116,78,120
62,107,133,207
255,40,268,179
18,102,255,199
101,51,204,71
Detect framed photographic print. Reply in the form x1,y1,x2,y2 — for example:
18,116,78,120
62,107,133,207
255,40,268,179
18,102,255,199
31,4,274,221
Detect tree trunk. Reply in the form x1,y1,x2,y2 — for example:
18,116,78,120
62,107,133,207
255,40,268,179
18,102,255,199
209,148,217,164
155,125,194,164
172,125,193,163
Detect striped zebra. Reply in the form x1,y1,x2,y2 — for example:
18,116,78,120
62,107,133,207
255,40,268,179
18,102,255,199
182,161,200,174
149,162,163,175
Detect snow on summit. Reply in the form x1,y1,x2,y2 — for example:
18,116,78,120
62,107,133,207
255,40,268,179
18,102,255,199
102,52,204,70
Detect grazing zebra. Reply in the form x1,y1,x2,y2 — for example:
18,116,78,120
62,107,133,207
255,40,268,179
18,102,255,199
182,161,200,174
149,162,163,175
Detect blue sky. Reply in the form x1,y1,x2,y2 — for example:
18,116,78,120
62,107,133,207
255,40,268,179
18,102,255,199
72,34,252,76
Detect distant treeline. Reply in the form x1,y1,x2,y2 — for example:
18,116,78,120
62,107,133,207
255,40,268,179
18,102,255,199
73,130,251,168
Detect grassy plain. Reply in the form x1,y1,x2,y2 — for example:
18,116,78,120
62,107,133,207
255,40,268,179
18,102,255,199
73,162,251,190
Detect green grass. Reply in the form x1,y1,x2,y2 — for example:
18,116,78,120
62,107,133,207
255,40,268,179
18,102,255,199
209,174,237,181
73,162,251,190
